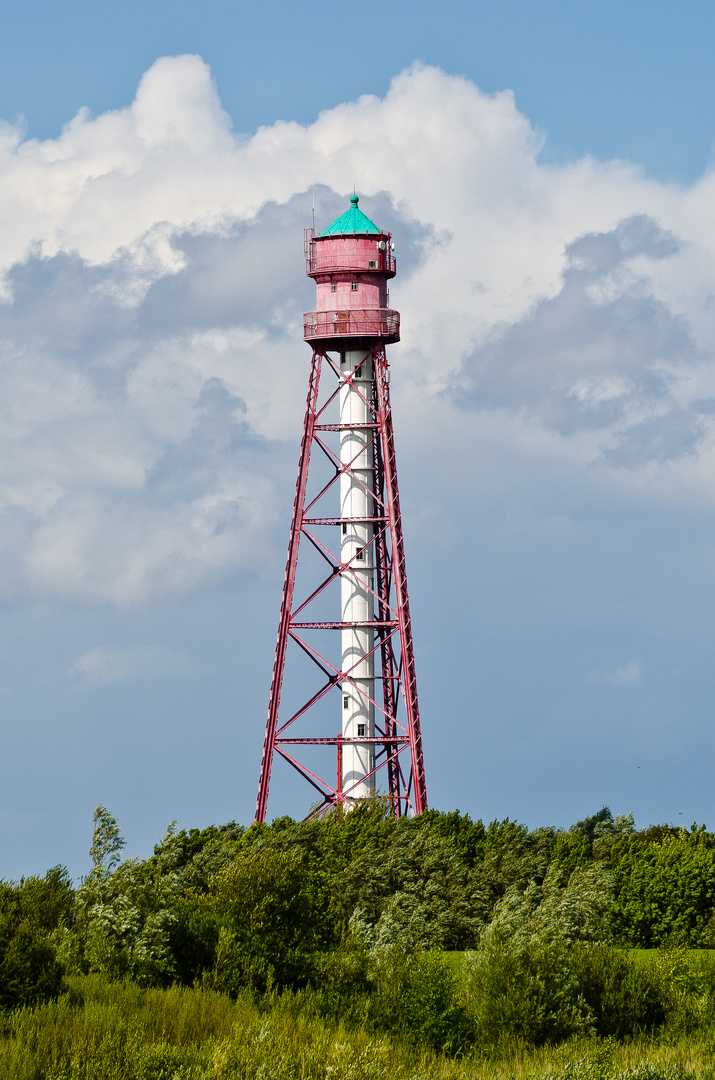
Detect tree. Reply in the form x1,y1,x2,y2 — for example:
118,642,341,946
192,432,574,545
611,829,715,946
201,848,320,993
88,803,126,883
339,826,485,951
68,810,182,986
0,867,71,1010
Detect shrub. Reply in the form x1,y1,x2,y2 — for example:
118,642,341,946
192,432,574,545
70,812,183,987
370,947,475,1054
462,933,590,1048
341,827,484,951
202,848,320,994
570,944,666,1038
611,830,715,947
0,868,71,1011
309,935,373,1025
0,920,64,1011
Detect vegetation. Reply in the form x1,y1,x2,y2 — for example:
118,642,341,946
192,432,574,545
5,802,715,1076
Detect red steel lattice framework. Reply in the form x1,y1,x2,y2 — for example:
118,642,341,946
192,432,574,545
255,206,427,822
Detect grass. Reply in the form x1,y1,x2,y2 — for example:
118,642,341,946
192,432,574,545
446,949,715,973
3,975,715,1079
631,950,715,965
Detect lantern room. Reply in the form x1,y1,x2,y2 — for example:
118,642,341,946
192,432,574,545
303,195,400,346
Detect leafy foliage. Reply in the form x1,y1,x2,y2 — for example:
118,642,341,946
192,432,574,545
65,815,183,986
370,946,475,1054
11,799,715,1066
340,825,485,950
610,829,715,947
0,866,71,1010
202,847,321,993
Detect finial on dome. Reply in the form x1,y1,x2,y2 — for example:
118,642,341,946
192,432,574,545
351,194,359,207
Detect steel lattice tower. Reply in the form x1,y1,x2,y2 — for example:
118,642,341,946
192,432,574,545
255,195,427,821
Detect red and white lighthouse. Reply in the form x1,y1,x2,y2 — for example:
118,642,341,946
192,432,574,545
255,195,427,820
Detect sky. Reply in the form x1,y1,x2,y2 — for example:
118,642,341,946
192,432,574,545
2,0,715,879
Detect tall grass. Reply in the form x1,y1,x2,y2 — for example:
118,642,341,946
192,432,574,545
0,976,429,1080
4,973,715,1079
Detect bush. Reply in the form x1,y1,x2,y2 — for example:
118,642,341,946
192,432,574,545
308,935,373,1026
0,868,71,1011
339,826,485,951
654,945,715,1035
611,830,715,947
166,895,219,987
370,947,475,1054
202,848,320,994
462,933,590,1048
570,944,666,1038
0,920,64,1011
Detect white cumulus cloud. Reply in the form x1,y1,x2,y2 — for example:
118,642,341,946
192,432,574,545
0,56,715,609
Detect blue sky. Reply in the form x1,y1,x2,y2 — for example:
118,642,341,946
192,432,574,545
2,1,715,879
3,0,715,181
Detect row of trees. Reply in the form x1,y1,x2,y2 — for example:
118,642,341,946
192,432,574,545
3,802,715,1048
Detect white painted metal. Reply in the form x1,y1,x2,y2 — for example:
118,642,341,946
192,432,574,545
339,349,375,798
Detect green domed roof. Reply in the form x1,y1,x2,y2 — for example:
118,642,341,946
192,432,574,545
319,195,382,236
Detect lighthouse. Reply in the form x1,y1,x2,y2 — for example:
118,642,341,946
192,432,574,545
255,195,426,820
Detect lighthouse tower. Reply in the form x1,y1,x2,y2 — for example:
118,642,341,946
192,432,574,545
255,196,427,821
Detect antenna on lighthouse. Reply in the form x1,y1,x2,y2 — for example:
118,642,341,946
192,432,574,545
312,184,315,232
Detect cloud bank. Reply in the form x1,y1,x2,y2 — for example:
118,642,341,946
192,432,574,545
1,56,715,608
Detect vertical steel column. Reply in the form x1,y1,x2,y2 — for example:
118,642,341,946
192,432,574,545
255,351,323,823
373,348,427,814
372,369,402,814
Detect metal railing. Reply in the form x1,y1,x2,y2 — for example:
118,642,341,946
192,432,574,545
303,309,400,341
304,230,396,277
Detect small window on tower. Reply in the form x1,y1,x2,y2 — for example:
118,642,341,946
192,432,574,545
367,259,378,269
340,351,346,365
342,523,347,534
354,365,362,378
357,723,366,737
331,282,336,292
356,548,364,560
351,282,358,291
344,695,350,710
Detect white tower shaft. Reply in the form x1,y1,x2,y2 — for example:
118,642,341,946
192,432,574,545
339,349,375,797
